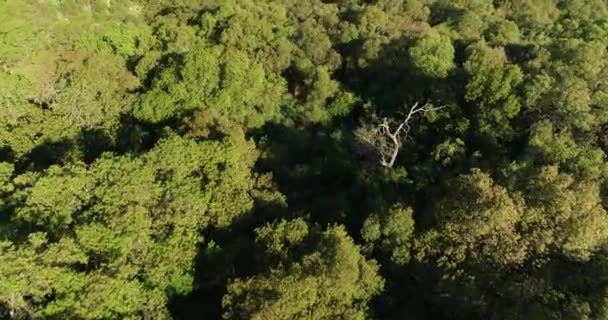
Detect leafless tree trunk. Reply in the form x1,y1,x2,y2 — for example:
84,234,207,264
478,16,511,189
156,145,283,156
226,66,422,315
355,102,445,168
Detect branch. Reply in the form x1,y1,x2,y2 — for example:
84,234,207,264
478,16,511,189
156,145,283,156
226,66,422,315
357,102,446,168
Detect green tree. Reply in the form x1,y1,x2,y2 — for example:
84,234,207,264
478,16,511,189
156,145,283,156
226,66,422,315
416,169,527,271
415,166,608,318
463,41,523,139
223,219,384,320
362,204,415,265
409,30,455,78
1,134,259,318
135,45,285,127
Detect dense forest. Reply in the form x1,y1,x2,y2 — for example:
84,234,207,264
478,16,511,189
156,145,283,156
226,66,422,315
3,0,608,319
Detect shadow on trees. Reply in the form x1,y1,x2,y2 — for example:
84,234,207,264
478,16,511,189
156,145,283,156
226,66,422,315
13,112,193,174
0,146,15,164
339,34,533,185
16,139,75,173
168,120,409,319
168,178,298,319
168,212,262,319
253,122,394,228
171,118,478,319
337,35,464,116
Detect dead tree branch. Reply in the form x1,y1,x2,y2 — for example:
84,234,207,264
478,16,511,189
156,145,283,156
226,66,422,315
355,102,445,168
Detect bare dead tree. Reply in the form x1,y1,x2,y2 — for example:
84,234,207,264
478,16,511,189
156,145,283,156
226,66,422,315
355,102,445,168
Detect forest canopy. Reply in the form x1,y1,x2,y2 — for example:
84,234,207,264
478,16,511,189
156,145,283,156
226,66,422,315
3,0,608,319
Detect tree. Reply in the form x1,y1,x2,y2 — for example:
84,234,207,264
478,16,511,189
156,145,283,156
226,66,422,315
135,45,286,127
1,134,260,318
361,204,415,265
463,42,523,139
223,219,384,320
520,166,608,261
416,169,527,271
523,38,608,133
409,30,455,78
5,1,608,319
355,102,445,168
414,166,608,318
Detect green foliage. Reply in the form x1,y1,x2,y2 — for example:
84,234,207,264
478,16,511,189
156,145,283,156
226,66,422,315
484,17,521,45
223,219,384,320
413,166,608,318
463,42,523,139
521,166,608,261
416,169,527,271
3,0,608,319
409,30,455,78
136,46,285,127
1,134,259,318
0,162,14,210
500,0,559,32
362,205,415,265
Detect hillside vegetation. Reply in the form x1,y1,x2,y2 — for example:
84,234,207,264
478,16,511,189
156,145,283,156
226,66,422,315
3,0,608,319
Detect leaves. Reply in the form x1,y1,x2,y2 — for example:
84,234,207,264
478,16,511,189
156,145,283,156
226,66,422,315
3,1,608,319
223,219,384,320
409,30,455,78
